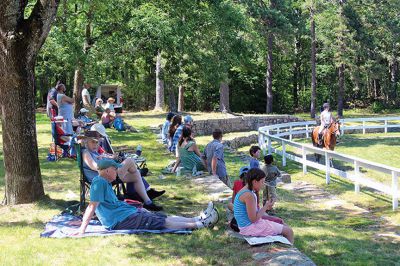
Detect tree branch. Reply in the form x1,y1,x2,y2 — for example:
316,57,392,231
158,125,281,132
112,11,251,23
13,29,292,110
25,0,60,59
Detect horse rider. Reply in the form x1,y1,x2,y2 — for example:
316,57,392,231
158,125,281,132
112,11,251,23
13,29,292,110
318,103,334,145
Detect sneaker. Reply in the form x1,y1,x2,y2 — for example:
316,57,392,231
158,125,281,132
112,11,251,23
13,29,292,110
200,201,214,219
143,202,163,212
201,208,219,228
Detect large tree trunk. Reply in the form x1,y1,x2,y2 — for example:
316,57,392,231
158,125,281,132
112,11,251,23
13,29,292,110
266,33,273,114
337,63,345,118
0,0,60,204
310,5,317,118
219,81,230,112
168,84,177,112
72,68,84,116
178,85,184,112
154,50,164,111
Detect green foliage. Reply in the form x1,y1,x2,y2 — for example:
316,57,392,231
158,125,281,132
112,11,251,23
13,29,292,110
35,0,400,114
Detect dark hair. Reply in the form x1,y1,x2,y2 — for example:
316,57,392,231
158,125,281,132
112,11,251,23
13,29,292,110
212,128,223,140
166,112,175,122
264,154,274,165
56,83,65,91
178,126,193,146
249,145,261,156
246,168,266,191
168,115,182,137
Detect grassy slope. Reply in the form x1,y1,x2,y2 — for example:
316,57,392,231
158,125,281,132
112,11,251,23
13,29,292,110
0,109,399,265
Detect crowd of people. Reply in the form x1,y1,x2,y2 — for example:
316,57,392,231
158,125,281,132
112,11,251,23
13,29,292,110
46,87,294,242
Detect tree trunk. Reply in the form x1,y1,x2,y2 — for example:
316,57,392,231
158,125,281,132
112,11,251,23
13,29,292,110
390,59,398,102
337,63,345,118
168,84,177,112
154,50,164,110
310,5,317,118
0,0,60,204
219,81,230,112
178,85,184,112
72,68,84,116
293,36,301,110
1,54,44,204
266,33,273,114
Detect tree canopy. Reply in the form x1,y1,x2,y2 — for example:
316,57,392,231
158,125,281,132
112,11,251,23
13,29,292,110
35,0,400,114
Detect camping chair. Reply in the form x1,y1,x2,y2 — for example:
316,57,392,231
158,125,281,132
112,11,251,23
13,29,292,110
75,142,127,212
51,121,72,160
100,136,148,173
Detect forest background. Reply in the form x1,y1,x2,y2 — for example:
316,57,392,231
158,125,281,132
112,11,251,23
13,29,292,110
35,0,400,116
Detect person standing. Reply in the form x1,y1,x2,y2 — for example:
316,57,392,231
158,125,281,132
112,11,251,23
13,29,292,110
81,83,95,115
46,81,60,119
56,83,74,134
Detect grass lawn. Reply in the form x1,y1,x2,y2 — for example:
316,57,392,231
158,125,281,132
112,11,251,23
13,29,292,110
0,109,399,265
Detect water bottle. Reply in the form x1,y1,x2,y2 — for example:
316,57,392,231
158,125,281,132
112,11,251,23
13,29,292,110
136,144,142,156
176,167,181,177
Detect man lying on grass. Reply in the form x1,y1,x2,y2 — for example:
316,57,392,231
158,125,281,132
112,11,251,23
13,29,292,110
73,159,219,235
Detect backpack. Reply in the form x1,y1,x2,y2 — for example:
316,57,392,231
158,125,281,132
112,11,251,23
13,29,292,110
113,117,125,131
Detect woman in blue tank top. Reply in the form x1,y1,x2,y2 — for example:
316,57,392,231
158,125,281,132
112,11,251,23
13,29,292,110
233,168,294,244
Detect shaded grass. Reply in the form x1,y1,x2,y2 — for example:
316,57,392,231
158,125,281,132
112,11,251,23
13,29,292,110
1,111,400,265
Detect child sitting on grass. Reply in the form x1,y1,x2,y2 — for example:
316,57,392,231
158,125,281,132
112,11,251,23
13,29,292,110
249,145,261,169
261,154,281,212
233,168,294,243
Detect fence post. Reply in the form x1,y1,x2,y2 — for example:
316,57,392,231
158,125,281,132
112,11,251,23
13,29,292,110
306,124,309,138
341,120,345,135
325,151,330,184
289,126,293,141
277,128,280,136
302,146,307,174
282,141,286,167
384,119,388,134
258,132,267,156
354,160,360,193
392,171,398,211
267,136,272,155
363,121,366,134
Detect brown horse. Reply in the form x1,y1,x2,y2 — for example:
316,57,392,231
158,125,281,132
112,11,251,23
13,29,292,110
312,120,341,162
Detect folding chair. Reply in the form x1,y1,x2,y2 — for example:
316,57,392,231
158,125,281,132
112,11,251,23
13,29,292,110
51,121,72,161
75,142,127,212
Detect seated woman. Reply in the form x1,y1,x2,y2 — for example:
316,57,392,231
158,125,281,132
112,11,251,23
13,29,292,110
172,127,206,174
82,137,163,211
233,168,294,244
94,98,104,119
101,108,115,128
77,108,97,129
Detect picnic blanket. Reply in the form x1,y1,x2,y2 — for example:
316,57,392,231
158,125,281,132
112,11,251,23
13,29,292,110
41,214,192,238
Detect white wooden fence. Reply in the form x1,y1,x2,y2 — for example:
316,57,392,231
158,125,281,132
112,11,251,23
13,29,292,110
258,117,400,210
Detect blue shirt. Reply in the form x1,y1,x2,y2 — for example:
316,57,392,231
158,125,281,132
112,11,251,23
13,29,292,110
161,120,170,143
203,139,227,178
90,175,137,229
170,124,183,152
249,158,260,169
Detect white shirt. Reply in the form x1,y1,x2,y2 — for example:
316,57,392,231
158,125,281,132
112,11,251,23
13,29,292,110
82,88,91,105
321,110,332,126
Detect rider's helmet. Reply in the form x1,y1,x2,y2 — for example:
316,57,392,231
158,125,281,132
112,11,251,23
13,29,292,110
323,103,330,110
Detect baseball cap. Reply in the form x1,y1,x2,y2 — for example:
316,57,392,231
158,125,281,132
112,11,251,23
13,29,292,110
97,159,122,170
239,166,250,177
184,115,193,124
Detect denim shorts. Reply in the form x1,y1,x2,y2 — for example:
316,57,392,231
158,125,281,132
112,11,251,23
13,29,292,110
113,210,167,230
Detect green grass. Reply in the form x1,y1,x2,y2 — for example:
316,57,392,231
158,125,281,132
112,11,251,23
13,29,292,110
1,110,400,265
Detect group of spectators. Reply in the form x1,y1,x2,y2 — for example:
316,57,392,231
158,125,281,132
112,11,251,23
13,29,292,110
161,112,294,242
46,81,133,135
161,113,230,186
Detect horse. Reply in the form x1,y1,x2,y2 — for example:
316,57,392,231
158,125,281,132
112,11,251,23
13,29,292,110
311,120,341,163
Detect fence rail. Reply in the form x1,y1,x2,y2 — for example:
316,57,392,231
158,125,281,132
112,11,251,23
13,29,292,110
258,116,400,210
